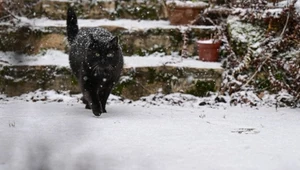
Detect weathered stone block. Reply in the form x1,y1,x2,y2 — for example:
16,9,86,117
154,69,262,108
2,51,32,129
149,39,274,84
31,0,168,20
0,66,78,96
0,65,222,100
34,0,116,20
0,26,217,56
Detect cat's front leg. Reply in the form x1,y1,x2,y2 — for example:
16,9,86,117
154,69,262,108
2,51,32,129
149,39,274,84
90,91,104,116
83,88,104,116
81,96,91,109
98,85,113,113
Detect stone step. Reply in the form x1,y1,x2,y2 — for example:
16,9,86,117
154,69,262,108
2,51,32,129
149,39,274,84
29,0,208,20
0,19,217,56
33,0,169,20
0,51,223,100
0,65,222,100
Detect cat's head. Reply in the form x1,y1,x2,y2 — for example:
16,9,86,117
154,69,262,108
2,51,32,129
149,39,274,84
87,34,121,75
87,34,119,59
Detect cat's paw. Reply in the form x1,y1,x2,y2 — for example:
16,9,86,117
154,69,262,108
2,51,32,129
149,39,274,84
85,104,91,109
91,105,103,116
92,111,101,117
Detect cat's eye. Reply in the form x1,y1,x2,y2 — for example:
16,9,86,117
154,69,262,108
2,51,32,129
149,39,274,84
95,53,100,57
107,53,113,58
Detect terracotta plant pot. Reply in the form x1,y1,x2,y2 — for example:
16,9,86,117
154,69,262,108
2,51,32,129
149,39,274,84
166,1,208,25
197,40,221,62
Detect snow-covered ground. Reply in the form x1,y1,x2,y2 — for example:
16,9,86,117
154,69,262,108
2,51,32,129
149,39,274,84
0,91,300,170
0,1,299,169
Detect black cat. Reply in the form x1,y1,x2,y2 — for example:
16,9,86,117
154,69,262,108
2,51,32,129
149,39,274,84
67,7,123,116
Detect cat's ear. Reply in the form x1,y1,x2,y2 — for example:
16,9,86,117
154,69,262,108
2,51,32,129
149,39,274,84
110,36,119,47
90,34,97,44
89,34,97,49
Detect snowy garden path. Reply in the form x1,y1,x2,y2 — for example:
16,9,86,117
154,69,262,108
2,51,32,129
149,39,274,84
0,98,300,170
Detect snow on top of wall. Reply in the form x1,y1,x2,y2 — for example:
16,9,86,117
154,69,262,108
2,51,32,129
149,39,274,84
232,8,284,19
48,0,74,2
196,39,220,44
0,50,222,69
262,8,283,18
166,0,208,8
276,0,300,12
4,17,216,32
48,0,152,2
233,0,300,18
296,0,300,13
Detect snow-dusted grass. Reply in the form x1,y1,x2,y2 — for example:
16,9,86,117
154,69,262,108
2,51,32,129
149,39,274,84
0,91,300,170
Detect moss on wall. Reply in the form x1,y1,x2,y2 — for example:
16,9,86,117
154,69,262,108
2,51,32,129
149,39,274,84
0,65,222,99
0,66,79,96
186,80,216,97
33,1,116,20
116,3,159,20
0,22,216,56
0,27,43,54
32,0,167,20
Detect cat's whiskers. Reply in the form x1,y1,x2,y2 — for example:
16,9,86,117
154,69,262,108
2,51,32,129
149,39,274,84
91,62,103,76
91,63,99,72
97,66,101,75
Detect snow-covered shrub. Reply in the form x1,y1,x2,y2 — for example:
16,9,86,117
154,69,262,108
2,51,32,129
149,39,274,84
221,0,300,107
0,0,40,20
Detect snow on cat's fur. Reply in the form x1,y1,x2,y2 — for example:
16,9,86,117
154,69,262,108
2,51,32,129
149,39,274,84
67,7,123,116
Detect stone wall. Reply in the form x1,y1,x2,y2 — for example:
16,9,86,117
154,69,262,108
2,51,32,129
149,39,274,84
0,0,223,99
28,0,169,20
0,25,216,56
0,65,222,100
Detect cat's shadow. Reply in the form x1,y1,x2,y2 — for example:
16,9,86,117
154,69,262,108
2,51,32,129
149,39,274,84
70,103,134,119
97,105,132,119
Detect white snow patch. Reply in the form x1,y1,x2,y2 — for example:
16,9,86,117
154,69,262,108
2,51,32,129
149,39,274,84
2,89,78,103
166,0,208,8
2,17,217,32
274,0,300,12
196,39,220,44
232,7,284,19
0,50,69,67
125,54,222,69
296,0,300,13
0,90,300,170
0,50,222,69
262,8,283,18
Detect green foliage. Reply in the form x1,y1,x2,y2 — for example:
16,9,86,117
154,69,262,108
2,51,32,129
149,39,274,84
222,1,300,106
112,77,136,96
186,80,216,97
